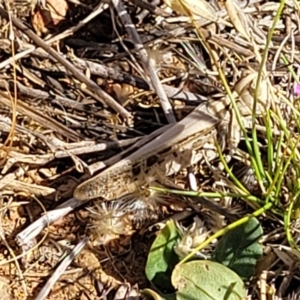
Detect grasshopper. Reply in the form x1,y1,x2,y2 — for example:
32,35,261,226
74,102,220,201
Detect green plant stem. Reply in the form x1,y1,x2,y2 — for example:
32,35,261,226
280,54,298,82
252,0,286,180
178,202,274,265
285,191,300,251
150,186,262,203
266,111,273,176
215,141,249,194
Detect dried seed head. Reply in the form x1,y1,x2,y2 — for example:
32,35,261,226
87,200,133,245
87,191,165,245
174,216,210,259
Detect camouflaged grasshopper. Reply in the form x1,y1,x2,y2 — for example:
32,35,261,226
74,102,220,202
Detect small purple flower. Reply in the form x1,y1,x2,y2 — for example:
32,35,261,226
294,83,300,96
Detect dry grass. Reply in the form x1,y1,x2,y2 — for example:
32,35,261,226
0,0,299,299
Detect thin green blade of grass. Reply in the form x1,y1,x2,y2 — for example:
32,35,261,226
149,186,263,204
270,110,300,159
283,107,300,250
264,131,284,204
265,99,296,197
215,138,249,195
251,0,286,181
265,104,300,211
265,131,298,208
261,111,279,190
284,190,300,251
274,138,298,201
265,111,274,177
280,53,299,83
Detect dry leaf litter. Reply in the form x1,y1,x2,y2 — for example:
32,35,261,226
0,0,299,299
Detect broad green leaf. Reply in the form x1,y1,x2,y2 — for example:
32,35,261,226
212,217,263,280
142,289,176,300
145,220,180,291
172,260,245,300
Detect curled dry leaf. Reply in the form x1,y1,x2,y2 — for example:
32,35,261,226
31,0,68,35
225,0,250,41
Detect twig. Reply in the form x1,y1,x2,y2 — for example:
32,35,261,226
16,198,85,246
111,0,176,123
0,2,109,70
32,54,208,102
35,237,89,300
0,5,131,120
71,56,208,101
0,90,82,141
2,137,141,173
6,81,112,118
130,0,170,19
135,0,162,23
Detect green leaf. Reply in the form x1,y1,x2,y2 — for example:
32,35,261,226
145,220,180,291
212,217,263,280
172,260,245,300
